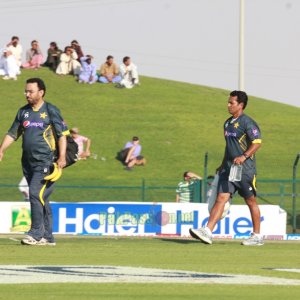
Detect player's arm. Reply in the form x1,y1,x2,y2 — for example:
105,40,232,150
176,193,180,203
234,142,261,165
57,135,67,168
49,105,69,168
0,111,23,161
0,135,15,161
234,122,262,165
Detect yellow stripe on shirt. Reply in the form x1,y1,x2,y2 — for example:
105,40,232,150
252,139,262,144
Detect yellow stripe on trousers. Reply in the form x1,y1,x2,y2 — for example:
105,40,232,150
38,181,48,206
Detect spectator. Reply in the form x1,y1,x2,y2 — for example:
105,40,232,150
71,40,84,62
122,136,145,171
43,42,62,71
79,55,98,84
56,46,81,75
70,128,91,159
0,49,20,80
22,40,43,69
6,36,22,67
99,55,121,83
176,171,202,203
118,56,139,88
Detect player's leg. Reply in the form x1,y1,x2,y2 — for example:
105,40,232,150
244,195,261,234
40,180,55,244
21,166,46,244
206,192,231,232
189,171,234,244
238,174,263,246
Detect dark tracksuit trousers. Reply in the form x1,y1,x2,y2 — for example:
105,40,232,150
22,161,55,243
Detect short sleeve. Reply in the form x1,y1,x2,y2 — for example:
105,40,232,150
7,110,23,140
245,119,262,144
48,105,69,138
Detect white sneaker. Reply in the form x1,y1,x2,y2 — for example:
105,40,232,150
21,235,39,245
39,238,56,246
189,228,213,244
241,233,264,246
3,76,10,80
21,236,56,246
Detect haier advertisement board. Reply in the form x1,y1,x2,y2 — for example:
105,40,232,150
0,202,286,238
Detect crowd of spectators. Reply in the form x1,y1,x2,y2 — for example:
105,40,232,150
0,36,139,88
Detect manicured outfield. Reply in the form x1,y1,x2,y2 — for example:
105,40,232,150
0,69,299,225
0,236,299,299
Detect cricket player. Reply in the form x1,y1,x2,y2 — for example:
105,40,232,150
0,78,68,246
190,90,263,246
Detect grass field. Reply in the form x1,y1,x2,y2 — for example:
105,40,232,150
0,58,299,299
0,68,299,231
0,235,299,299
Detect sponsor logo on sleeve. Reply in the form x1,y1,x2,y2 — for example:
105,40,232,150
252,128,259,137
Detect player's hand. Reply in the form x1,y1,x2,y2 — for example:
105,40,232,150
233,155,246,165
57,157,67,169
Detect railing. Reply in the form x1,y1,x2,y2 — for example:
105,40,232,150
0,177,298,232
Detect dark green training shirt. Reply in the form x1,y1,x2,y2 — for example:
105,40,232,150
7,101,69,166
223,114,262,174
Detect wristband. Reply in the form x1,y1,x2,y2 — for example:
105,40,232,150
243,153,249,159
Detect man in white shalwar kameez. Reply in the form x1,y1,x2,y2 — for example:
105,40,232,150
0,49,20,80
56,46,81,75
119,56,139,89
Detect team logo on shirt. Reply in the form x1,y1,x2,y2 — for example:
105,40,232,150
24,112,29,118
40,112,47,119
234,122,239,129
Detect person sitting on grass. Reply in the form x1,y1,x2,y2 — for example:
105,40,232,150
78,55,98,84
22,40,43,69
70,128,91,160
123,136,145,171
98,55,121,84
118,56,139,89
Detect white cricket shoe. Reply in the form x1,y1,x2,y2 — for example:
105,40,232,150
241,233,264,246
39,238,56,246
21,235,40,245
189,228,212,244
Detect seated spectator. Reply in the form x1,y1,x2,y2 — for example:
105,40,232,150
122,136,145,171
71,40,84,62
0,49,20,80
99,55,121,83
43,42,62,71
118,56,139,88
56,46,81,75
6,36,22,67
22,40,43,69
176,172,202,203
70,128,91,159
79,55,98,84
